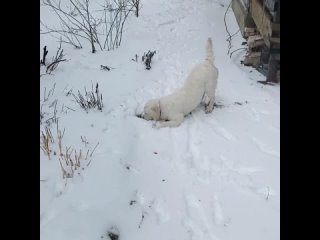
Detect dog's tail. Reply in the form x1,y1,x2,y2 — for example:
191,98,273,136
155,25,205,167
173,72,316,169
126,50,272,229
206,37,214,63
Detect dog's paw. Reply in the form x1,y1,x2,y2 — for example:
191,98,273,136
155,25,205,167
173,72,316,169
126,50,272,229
205,107,213,114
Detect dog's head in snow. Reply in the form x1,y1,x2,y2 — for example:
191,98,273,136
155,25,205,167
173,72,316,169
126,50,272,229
143,99,161,121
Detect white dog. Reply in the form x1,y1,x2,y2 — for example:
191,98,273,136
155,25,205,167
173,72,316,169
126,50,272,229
143,38,218,128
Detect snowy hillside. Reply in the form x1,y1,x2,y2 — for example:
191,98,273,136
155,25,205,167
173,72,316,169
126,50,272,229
40,0,280,240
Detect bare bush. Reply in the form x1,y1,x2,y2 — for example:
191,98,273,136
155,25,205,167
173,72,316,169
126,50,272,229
129,0,140,17
40,121,99,179
41,0,135,53
101,0,134,50
72,82,103,112
56,120,65,156
40,43,67,76
43,83,56,102
40,46,49,65
40,105,44,124
46,42,68,74
42,100,59,127
142,50,156,70
40,127,54,160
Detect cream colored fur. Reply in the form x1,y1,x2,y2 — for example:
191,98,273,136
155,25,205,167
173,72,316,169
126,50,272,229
143,38,218,128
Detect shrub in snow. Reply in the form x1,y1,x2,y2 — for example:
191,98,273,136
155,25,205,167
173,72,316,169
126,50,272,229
40,120,99,179
72,83,103,112
142,50,156,70
41,0,136,53
40,43,67,76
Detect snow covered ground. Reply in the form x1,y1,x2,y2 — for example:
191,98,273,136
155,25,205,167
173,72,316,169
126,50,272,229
40,0,280,239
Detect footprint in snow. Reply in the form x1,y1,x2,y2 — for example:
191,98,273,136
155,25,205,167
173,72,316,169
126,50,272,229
183,194,220,240
202,119,235,141
130,191,170,225
251,137,280,158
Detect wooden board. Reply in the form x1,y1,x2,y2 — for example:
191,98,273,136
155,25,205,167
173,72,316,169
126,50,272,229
244,51,261,66
250,0,273,47
231,0,255,37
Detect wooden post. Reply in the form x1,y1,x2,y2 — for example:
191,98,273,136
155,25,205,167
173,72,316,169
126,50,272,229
266,54,278,82
274,1,280,23
266,1,280,82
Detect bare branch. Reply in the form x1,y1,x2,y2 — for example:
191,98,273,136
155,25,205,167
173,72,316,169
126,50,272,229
40,46,49,65
41,0,134,52
229,47,247,58
90,142,99,157
46,41,68,74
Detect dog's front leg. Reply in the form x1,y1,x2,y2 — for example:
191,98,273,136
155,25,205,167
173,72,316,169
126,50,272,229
153,114,184,128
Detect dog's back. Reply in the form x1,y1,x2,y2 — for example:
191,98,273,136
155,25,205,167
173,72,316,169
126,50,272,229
163,38,218,115
184,38,217,88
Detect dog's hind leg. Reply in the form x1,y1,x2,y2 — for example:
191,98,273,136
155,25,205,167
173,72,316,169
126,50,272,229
153,114,184,128
205,96,215,113
204,86,215,114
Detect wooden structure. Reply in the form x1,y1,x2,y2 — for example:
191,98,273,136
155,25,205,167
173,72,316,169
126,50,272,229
231,0,255,37
232,0,280,83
